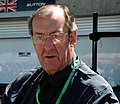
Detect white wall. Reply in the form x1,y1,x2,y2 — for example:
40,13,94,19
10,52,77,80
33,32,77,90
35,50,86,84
0,38,39,83
0,37,120,87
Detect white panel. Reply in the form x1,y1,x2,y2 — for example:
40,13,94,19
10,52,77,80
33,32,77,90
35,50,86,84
0,20,29,38
0,15,120,38
76,15,120,35
0,38,39,83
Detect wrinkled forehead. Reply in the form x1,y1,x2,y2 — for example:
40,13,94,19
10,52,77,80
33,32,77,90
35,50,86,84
32,6,66,30
32,16,60,28
32,16,67,33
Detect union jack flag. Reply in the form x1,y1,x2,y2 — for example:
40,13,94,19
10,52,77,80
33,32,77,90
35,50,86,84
0,0,17,12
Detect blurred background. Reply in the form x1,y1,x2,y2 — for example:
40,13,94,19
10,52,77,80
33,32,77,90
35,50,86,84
0,0,120,102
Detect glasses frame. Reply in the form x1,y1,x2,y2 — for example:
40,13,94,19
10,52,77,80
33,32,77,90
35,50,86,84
32,32,69,45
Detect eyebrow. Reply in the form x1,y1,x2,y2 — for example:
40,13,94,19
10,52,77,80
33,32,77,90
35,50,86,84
34,32,44,35
34,30,63,35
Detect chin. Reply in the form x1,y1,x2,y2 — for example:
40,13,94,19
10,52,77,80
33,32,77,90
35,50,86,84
44,66,61,75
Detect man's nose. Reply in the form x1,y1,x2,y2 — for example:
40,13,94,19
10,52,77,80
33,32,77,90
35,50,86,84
44,37,54,50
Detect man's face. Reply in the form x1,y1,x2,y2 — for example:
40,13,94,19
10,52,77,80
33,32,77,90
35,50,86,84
32,8,74,75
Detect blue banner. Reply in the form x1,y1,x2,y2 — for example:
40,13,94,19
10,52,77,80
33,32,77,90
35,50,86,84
0,0,55,13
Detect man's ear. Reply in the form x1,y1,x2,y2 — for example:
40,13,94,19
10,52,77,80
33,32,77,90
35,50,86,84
70,31,77,46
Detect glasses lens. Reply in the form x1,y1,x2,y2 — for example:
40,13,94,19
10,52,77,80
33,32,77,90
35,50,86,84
33,32,67,44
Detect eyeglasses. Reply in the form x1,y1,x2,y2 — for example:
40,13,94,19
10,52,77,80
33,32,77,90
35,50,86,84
32,32,68,45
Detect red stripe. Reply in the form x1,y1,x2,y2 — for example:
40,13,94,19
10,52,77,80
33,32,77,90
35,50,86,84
0,0,17,12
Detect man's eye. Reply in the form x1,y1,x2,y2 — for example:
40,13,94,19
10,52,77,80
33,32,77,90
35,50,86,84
52,33,60,38
37,35,43,40
54,34,59,38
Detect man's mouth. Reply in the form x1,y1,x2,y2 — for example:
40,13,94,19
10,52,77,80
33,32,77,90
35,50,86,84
45,56,56,58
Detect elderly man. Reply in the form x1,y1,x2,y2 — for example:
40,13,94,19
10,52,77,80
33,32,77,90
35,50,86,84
4,4,119,104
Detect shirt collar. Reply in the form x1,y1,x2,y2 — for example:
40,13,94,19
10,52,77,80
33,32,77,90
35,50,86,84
40,59,74,90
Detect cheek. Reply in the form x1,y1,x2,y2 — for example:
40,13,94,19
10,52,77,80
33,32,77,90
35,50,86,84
56,43,69,62
34,44,44,61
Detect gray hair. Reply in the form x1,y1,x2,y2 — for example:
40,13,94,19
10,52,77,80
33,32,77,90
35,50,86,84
28,4,77,36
